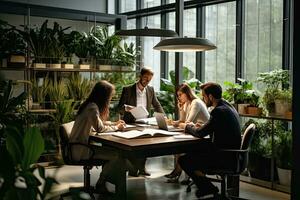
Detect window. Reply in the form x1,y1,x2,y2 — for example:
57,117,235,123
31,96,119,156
204,2,236,86
140,15,161,90
183,8,196,78
119,0,136,13
142,0,160,8
244,0,283,90
167,9,196,79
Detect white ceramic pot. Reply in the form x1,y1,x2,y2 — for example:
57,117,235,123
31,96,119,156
275,100,291,115
277,167,291,186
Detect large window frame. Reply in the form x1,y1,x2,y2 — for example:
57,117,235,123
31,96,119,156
113,0,291,84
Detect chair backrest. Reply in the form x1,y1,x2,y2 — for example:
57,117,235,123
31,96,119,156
239,123,256,172
59,121,75,163
241,123,256,150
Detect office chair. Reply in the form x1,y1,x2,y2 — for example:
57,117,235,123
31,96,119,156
186,123,256,200
59,121,106,200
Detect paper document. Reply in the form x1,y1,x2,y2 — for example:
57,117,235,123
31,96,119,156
126,105,149,119
173,134,195,139
135,117,157,125
112,128,180,139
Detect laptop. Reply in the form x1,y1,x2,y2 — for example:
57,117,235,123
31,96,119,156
154,112,184,132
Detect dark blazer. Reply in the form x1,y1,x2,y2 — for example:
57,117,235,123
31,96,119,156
185,99,241,149
118,83,164,123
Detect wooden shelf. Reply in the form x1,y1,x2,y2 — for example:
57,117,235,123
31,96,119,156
27,67,136,73
239,113,292,121
28,109,56,113
0,67,26,71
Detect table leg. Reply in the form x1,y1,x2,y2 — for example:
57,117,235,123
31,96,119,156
115,168,127,199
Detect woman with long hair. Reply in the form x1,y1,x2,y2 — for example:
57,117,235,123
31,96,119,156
165,83,210,183
69,80,126,193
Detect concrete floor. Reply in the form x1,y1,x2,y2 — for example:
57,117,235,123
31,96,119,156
46,156,290,200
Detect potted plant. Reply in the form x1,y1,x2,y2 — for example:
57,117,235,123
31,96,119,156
89,26,121,70
66,73,93,104
244,119,284,181
73,31,91,69
247,92,262,116
31,76,50,109
257,69,290,115
17,20,70,68
274,89,292,116
0,20,26,67
223,79,255,114
114,42,140,71
48,79,67,108
274,130,292,186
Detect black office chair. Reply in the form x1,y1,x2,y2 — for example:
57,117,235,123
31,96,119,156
59,121,106,200
186,123,256,200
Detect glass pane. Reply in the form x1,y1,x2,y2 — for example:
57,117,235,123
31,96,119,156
120,0,136,13
204,2,236,86
244,0,283,91
167,12,175,79
140,15,161,91
107,0,115,14
183,8,196,78
142,0,161,8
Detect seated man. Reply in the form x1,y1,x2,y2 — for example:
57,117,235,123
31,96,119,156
178,82,241,199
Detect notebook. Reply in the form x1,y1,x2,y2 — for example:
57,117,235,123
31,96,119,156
154,112,184,132
112,129,180,139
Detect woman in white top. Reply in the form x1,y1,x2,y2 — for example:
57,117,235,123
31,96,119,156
165,83,210,183
69,80,126,193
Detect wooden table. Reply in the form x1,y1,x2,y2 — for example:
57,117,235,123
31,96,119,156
90,133,200,198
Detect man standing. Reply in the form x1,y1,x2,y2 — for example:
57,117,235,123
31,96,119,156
118,67,164,176
178,82,241,199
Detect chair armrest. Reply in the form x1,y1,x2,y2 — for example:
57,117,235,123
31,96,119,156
68,142,95,160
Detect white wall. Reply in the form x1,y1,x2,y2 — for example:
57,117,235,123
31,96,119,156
2,0,106,13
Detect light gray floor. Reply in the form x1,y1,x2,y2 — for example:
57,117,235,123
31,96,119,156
46,156,290,200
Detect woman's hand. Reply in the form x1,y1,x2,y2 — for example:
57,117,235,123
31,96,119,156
172,120,180,127
116,120,126,130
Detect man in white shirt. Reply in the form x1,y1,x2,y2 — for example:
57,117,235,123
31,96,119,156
118,67,164,176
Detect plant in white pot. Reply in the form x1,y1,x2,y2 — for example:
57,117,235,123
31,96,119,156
257,69,290,115
274,130,292,186
274,89,292,116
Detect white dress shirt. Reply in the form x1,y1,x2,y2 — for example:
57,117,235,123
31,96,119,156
136,84,148,119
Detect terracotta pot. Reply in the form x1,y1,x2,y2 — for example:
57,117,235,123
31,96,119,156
247,107,262,116
285,111,292,119
238,104,250,114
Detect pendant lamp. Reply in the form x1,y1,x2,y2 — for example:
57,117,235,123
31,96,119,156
153,37,217,52
115,3,178,38
115,26,178,37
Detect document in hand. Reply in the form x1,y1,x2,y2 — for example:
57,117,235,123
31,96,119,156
112,128,181,139
128,105,149,119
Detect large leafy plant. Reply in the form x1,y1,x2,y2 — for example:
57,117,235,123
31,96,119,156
0,126,57,200
17,20,70,63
